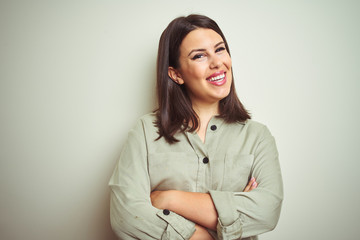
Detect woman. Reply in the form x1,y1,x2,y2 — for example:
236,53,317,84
109,14,283,240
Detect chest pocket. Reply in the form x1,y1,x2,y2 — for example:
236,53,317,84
221,154,254,192
148,152,197,192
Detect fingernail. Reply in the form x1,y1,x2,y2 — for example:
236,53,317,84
252,181,257,186
251,177,255,181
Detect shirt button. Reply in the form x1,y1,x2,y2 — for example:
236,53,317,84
203,157,209,164
163,209,170,215
210,125,217,131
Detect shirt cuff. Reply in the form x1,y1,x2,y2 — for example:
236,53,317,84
209,190,243,239
156,209,196,239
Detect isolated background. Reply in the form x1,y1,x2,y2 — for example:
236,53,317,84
1,0,359,239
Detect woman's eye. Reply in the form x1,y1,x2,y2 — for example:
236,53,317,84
215,47,226,53
191,53,205,60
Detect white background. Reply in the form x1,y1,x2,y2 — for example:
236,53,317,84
1,0,359,239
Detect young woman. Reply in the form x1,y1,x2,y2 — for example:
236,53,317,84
109,14,283,240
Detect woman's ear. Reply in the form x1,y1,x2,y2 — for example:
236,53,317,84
168,67,184,85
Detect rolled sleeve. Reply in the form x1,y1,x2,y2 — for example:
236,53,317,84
209,190,243,239
156,209,196,239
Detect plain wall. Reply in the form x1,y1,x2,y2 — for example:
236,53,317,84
1,0,359,239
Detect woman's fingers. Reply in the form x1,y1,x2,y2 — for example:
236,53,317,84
243,177,257,192
249,180,257,191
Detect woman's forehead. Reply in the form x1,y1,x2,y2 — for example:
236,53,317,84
180,28,224,53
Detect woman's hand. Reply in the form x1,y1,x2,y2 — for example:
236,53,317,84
243,177,258,192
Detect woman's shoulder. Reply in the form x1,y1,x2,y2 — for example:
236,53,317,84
244,119,265,129
130,112,158,133
137,112,157,128
138,112,157,122
242,119,273,138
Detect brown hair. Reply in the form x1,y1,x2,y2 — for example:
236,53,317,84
155,14,250,143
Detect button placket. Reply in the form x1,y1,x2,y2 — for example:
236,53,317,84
184,130,212,192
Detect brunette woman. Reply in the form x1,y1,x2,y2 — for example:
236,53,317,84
109,14,283,240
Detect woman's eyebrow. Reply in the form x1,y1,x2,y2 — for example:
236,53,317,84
188,48,206,56
187,41,225,56
214,41,225,48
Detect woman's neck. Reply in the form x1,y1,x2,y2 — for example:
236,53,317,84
193,101,219,120
192,101,220,143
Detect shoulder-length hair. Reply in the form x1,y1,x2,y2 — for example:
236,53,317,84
155,14,250,144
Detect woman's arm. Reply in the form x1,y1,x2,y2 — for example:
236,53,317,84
209,126,283,239
150,178,258,230
151,190,217,230
110,119,196,240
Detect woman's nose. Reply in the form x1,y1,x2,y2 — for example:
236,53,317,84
209,55,221,69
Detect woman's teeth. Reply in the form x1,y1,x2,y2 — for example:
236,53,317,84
208,73,225,82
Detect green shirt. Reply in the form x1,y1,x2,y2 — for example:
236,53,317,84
109,113,283,240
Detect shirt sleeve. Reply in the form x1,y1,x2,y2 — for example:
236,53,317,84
109,119,196,239
209,125,283,239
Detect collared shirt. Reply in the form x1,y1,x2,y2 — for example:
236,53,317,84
109,113,283,240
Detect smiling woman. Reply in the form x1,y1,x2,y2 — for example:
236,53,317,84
168,28,234,142
169,28,232,109
109,14,283,240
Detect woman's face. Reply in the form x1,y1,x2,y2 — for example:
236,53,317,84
169,28,232,107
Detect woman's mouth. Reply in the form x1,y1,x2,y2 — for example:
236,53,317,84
206,72,227,86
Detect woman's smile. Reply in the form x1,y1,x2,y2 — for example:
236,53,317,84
206,71,227,86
